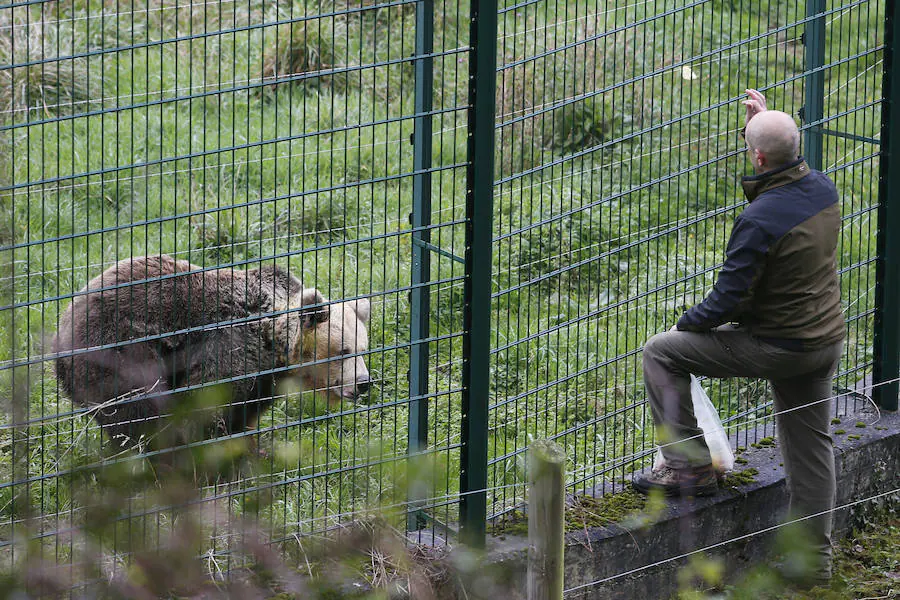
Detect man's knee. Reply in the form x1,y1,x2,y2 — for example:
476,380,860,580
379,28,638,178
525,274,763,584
642,330,677,366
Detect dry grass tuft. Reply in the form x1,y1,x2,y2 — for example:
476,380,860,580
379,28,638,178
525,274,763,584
0,10,93,119
259,2,365,94
261,20,335,90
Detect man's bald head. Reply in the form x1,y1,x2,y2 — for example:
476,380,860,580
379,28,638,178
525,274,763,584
745,110,800,171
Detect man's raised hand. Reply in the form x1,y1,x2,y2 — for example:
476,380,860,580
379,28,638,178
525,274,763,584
743,88,768,126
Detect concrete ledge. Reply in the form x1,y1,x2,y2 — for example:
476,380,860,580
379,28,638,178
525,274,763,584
480,399,900,600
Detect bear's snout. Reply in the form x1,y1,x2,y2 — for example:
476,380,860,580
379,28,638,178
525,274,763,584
355,375,371,395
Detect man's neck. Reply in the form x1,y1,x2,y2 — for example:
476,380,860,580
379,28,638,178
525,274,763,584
741,158,810,201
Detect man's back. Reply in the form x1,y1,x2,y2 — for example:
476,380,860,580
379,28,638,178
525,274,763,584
739,163,845,348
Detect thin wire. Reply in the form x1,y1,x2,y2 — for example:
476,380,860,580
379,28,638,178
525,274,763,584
0,202,873,295
7,371,889,544
563,486,900,596
0,479,528,551
0,0,243,29
3,374,890,546
508,375,897,480
498,0,653,41
10,359,887,505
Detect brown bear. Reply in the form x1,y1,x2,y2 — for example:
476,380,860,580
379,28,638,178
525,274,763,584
53,255,371,451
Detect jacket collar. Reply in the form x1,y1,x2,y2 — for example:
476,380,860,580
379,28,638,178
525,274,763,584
741,157,810,202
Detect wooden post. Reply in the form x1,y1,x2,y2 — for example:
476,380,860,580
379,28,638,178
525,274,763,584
527,439,566,600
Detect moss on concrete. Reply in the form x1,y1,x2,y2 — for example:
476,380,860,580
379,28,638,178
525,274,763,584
491,488,653,537
489,510,528,537
492,486,677,538
721,468,759,491
492,468,761,541
565,489,651,532
750,437,776,449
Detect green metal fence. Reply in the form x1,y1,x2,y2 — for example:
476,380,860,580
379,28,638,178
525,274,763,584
0,0,895,587
482,0,891,532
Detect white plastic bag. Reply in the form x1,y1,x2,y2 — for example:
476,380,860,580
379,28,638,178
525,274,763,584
654,375,735,474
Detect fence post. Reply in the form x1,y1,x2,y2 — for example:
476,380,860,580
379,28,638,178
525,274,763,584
875,0,900,412
460,0,498,548
527,440,566,600
803,0,826,170
407,0,434,532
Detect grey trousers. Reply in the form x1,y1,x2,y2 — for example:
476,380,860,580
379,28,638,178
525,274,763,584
642,324,843,574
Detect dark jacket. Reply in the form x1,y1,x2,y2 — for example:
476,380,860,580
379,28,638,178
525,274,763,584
676,158,845,349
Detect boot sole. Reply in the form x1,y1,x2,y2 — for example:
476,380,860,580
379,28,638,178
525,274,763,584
632,478,718,498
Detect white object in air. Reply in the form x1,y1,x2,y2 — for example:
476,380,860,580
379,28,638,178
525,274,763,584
681,65,699,80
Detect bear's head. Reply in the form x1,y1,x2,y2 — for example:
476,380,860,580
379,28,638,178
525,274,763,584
286,289,372,403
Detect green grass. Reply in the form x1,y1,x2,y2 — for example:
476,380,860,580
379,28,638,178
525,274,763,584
676,504,900,599
0,0,886,580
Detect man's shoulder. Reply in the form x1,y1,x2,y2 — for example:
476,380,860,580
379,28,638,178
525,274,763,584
753,169,837,207
802,167,838,189
741,171,837,237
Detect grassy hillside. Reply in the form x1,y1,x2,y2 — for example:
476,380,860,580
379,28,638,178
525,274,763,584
0,0,885,573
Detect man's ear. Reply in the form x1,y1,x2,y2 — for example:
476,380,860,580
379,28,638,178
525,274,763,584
299,288,329,329
755,148,766,168
350,297,371,324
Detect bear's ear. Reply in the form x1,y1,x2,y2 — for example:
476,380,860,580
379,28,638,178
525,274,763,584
299,288,329,329
349,297,371,324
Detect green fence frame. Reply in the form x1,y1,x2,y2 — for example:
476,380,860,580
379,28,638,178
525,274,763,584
0,0,895,583
408,0,435,532
460,0,498,548
875,0,900,412
804,0,826,170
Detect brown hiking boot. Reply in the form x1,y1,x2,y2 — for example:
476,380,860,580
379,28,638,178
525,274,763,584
632,463,718,497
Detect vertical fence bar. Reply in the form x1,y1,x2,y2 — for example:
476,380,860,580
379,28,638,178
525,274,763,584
804,0,826,170
460,0,498,548
408,0,434,532
875,0,900,412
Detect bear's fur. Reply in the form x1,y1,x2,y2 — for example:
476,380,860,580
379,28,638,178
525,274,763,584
53,255,371,450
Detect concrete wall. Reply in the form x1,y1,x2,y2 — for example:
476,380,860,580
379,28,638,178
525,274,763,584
472,398,900,600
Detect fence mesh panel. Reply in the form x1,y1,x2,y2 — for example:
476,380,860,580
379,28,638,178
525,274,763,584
486,0,883,518
0,0,889,590
0,0,470,581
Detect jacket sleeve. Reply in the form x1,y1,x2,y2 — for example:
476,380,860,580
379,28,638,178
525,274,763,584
676,216,770,332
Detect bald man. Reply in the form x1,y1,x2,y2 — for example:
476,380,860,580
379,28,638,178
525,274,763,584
633,90,845,585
